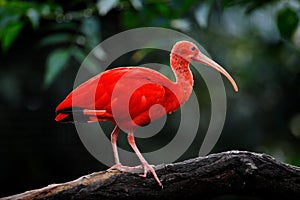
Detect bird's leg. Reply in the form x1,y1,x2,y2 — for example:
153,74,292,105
107,126,142,172
127,132,162,187
111,125,120,165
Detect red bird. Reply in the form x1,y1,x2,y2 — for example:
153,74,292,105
55,41,238,187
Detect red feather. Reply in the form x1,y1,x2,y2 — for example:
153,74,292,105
55,67,180,129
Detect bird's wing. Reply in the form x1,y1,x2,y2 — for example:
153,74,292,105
55,68,129,122
55,67,179,123
106,68,180,126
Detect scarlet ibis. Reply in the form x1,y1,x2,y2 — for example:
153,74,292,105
55,41,238,187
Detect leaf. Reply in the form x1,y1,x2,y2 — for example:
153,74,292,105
194,1,213,28
0,0,7,6
71,46,86,63
71,46,104,74
155,3,170,17
39,33,74,46
0,11,20,30
121,10,141,28
81,17,101,49
26,8,40,28
130,0,143,10
44,48,71,87
0,21,23,51
96,0,119,16
277,7,299,39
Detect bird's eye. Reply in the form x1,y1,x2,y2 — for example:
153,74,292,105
191,46,196,51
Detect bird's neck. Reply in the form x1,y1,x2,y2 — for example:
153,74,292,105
170,53,194,104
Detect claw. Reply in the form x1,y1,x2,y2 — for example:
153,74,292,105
140,162,163,188
108,163,162,188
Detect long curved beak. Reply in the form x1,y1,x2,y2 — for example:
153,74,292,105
194,52,238,92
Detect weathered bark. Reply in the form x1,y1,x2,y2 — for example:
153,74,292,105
2,151,300,200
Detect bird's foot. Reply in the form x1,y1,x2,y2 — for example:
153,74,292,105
140,162,163,188
108,163,163,188
107,163,142,173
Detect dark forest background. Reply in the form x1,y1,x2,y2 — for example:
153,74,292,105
1,0,300,197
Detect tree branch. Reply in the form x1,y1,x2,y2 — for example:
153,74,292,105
2,151,300,200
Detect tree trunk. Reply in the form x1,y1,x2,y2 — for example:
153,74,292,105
2,151,300,200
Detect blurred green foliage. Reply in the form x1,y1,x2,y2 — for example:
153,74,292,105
1,0,299,86
277,7,299,39
0,0,61,50
0,0,300,197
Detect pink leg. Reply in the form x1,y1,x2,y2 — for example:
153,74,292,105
127,131,163,187
111,125,120,164
108,126,142,172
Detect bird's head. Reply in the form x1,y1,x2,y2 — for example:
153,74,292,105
172,41,238,92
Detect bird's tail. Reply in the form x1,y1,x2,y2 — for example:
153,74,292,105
55,108,77,122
